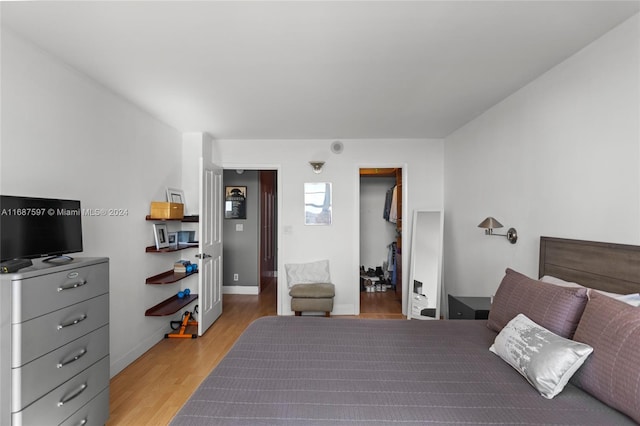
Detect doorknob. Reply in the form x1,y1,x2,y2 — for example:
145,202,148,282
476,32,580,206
195,253,212,259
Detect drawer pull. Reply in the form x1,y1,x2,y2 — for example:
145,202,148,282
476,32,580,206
57,383,87,407
57,348,87,368
57,314,87,330
58,280,87,292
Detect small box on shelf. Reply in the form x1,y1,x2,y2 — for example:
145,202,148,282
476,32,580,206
149,202,184,220
174,260,197,274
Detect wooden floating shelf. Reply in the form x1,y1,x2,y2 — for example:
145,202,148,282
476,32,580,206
146,269,198,285
145,215,199,222
145,243,199,253
145,294,198,316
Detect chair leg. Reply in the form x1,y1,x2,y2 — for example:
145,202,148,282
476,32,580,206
295,311,301,316
325,312,330,317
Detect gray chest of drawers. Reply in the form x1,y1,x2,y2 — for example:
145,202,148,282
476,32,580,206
0,257,109,426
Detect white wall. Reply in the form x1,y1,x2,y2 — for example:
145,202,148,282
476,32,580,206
443,14,640,305
0,29,186,376
219,138,444,315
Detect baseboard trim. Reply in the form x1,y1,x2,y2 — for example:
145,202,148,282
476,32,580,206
223,286,259,295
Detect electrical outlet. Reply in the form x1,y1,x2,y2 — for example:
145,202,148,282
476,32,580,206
233,273,239,281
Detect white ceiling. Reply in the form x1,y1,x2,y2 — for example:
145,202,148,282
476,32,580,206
2,1,639,139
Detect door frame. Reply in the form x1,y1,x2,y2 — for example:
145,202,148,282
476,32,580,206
222,164,283,314
355,163,409,316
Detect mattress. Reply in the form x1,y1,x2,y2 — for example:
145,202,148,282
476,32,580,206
170,316,635,425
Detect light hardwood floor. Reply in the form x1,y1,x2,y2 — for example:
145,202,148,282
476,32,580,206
107,281,403,425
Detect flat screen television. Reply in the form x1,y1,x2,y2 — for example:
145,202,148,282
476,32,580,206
0,195,83,262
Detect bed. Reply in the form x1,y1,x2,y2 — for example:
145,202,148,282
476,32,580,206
170,237,640,425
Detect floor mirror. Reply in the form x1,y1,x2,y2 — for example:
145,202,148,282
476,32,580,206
408,210,444,320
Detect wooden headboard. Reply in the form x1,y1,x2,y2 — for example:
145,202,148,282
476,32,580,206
539,236,640,294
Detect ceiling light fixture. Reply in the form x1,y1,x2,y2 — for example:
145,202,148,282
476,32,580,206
309,161,325,174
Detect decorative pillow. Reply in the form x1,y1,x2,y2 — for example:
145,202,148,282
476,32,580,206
541,275,640,306
615,293,640,307
540,275,583,288
488,268,588,338
284,260,331,288
490,314,593,399
571,292,640,423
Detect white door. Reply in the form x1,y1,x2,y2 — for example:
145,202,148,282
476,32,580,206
197,157,223,335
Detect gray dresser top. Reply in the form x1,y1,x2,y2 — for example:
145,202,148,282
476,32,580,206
1,257,109,280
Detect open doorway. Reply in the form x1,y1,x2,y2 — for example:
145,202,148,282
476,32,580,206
359,168,403,316
222,169,278,311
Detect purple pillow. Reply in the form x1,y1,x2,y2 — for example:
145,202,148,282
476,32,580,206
487,268,588,338
571,292,640,423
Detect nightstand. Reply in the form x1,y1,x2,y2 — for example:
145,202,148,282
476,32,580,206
448,294,492,320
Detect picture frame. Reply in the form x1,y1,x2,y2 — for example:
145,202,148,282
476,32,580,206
304,182,332,225
225,186,247,219
153,223,170,249
168,231,178,250
166,188,185,208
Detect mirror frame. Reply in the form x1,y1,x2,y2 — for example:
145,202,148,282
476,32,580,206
407,210,444,320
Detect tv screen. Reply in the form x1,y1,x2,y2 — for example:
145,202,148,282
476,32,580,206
0,195,83,262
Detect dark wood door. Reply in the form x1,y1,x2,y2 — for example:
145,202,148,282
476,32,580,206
259,171,277,292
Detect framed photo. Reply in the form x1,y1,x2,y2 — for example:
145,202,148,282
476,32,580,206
166,188,185,207
168,231,178,250
225,186,247,219
153,223,170,249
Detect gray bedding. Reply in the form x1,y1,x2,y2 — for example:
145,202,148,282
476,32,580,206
170,316,635,425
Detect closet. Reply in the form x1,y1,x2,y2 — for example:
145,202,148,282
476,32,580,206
359,168,403,303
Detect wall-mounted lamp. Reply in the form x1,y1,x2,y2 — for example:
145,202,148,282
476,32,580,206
478,217,518,244
309,161,325,174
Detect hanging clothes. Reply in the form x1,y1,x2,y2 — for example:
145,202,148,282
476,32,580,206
387,242,397,287
388,185,398,224
383,186,393,220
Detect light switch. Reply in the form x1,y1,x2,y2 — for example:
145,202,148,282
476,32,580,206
235,224,243,232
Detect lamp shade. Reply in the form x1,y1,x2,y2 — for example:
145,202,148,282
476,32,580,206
478,217,503,229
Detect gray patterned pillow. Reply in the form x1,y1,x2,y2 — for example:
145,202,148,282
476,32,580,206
490,313,593,399
284,259,331,287
488,268,589,338
571,292,640,423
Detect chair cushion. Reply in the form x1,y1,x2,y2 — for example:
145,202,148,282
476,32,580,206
289,283,335,298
